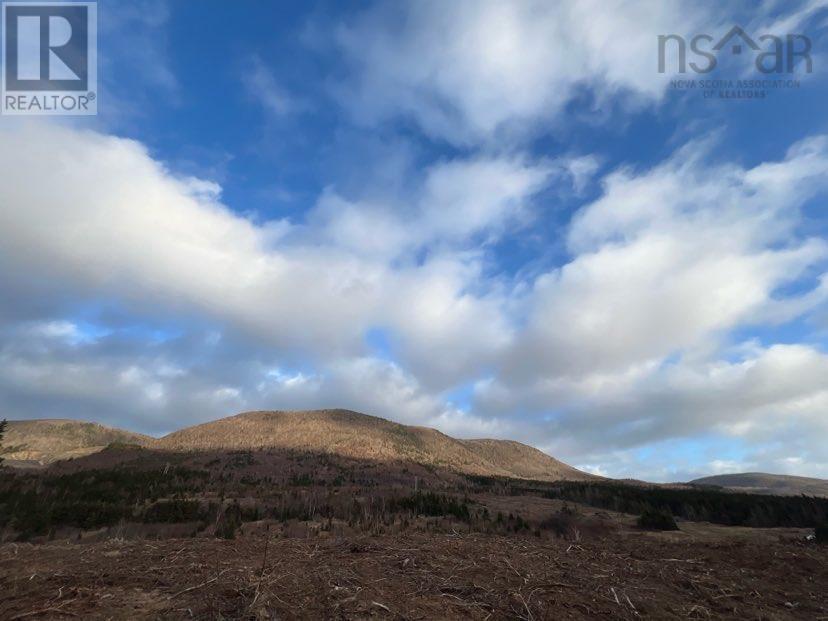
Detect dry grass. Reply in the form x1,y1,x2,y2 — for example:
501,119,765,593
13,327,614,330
154,409,596,482
3,411,596,482
1,420,152,466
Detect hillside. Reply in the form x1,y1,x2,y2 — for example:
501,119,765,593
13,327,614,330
460,438,586,481
690,472,828,497
0,419,152,466
155,409,595,481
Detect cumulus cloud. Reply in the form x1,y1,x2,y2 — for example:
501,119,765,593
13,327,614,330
0,324,189,433
471,136,828,476
2,106,828,477
493,135,828,387
0,122,381,357
308,155,552,260
550,342,828,480
0,122,533,390
0,318,495,438
556,344,828,448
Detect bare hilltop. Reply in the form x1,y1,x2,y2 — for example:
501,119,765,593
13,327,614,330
156,409,595,481
1,419,152,467
3,409,595,482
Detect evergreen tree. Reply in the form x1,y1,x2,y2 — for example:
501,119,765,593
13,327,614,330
0,419,7,466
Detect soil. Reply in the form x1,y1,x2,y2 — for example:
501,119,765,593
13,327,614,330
1,524,825,620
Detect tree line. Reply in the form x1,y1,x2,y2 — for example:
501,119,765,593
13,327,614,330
542,481,828,528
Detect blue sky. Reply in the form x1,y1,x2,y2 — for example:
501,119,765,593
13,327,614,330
1,0,828,481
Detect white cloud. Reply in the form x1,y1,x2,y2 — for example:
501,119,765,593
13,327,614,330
243,55,296,117
0,122,382,357
333,0,828,146
2,120,828,478
492,135,828,388
467,135,828,475
561,155,601,195
0,122,530,388
0,316,489,438
418,157,551,242
20,320,92,345
307,155,552,260
334,0,712,144
576,343,828,479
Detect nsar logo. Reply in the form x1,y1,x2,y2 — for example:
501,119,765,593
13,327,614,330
658,25,812,75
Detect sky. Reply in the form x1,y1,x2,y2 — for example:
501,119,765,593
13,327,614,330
1,0,828,482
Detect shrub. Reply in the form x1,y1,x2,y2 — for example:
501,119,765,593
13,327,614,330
815,522,828,544
638,507,679,531
541,506,580,538
539,505,615,540
142,500,203,523
217,502,242,539
512,514,529,532
394,492,471,522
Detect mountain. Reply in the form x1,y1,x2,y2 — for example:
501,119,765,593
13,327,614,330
156,409,595,481
459,438,587,481
0,410,595,481
0,419,152,467
690,472,828,498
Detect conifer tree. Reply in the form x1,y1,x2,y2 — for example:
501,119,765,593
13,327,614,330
0,419,7,466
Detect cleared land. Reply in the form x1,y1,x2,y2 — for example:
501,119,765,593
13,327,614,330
1,517,825,620
1,445,826,619
1,413,826,619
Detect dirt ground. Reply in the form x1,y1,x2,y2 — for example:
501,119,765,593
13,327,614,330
1,525,825,620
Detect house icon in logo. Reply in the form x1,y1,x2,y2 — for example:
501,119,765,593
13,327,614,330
658,24,813,75
713,25,759,56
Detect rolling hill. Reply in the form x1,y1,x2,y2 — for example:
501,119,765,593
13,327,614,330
155,409,596,481
1,419,152,466
690,472,828,498
0,410,592,480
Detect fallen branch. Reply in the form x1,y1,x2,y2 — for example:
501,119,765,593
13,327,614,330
11,606,78,620
624,592,638,614
168,570,229,600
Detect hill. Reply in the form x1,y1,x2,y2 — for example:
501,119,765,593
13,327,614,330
0,419,152,467
155,409,594,481
690,472,828,497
